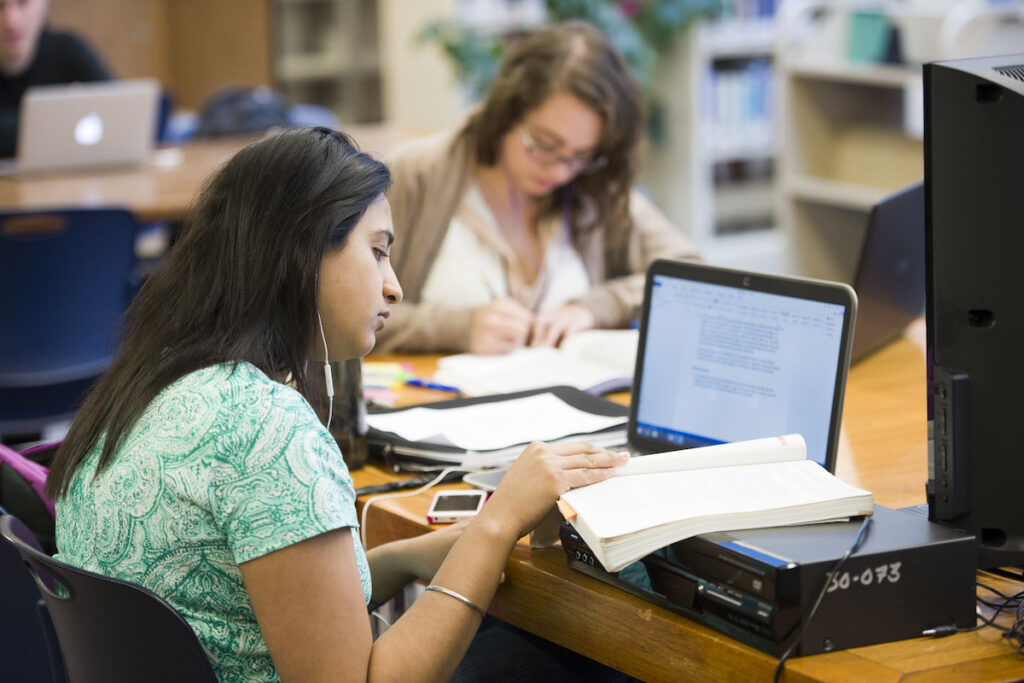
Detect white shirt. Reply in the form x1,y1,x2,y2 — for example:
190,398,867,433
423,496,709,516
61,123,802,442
420,184,590,313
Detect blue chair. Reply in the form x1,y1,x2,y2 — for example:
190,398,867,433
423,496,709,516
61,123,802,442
0,209,137,438
0,514,217,683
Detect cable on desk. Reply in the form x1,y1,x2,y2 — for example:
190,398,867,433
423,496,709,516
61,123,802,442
355,469,464,497
973,578,1024,653
984,567,1024,582
773,515,872,683
360,466,482,549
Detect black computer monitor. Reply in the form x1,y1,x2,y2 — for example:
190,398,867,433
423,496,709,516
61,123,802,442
925,53,1024,568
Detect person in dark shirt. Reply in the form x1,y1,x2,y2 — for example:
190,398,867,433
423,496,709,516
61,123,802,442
0,0,110,157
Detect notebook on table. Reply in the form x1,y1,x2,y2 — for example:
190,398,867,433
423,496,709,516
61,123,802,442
0,78,160,175
849,181,925,364
463,259,857,490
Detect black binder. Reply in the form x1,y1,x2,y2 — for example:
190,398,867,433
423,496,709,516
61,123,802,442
367,385,628,471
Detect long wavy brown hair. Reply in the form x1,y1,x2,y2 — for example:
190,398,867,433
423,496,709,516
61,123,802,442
465,20,644,252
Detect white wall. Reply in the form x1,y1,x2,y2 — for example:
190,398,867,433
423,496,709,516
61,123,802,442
378,0,467,135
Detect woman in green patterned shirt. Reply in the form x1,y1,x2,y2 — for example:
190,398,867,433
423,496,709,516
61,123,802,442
45,127,629,682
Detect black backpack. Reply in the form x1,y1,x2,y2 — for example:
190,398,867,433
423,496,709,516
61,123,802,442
194,86,293,139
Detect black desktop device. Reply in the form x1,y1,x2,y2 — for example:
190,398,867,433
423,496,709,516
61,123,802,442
561,506,976,657
849,181,925,365
925,53,1024,568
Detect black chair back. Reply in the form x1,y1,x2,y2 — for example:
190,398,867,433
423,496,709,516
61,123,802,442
0,507,64,683
0,515,217,683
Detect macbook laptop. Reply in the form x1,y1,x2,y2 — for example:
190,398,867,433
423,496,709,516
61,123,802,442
626,259,857,473
849,181,925,364
1,78,160,175
465,260,857,490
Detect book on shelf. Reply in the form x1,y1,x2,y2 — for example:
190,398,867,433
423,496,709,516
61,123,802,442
433,328,638,396
557,434,874,573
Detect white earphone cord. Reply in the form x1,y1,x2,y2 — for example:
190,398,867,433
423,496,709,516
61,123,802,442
318,311,334,427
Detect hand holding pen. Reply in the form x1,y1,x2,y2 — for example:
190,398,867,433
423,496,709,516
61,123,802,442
529,302,596,348
468,298,534,354
468,275,596,352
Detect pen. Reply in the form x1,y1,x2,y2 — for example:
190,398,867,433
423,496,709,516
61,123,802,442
405,378,461,394
480,274,499,301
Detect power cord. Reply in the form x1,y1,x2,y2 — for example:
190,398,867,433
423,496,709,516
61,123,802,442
370,608,393,631
359,466,477,549
773,515,872,683
984,567,1024,582
972,579,1024,653
917,573,1024,654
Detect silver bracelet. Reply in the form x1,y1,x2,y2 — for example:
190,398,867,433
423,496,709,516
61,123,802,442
424,584,486,618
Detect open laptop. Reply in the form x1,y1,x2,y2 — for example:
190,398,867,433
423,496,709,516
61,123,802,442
626,259,857,473
1,78,160,175
465,259,857,490
849,181,925,364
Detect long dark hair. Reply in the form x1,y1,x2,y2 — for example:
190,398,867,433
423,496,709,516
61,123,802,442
46,127,391,498
466,20,644,247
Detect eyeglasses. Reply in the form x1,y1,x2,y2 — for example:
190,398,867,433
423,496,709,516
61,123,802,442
518,125,607,174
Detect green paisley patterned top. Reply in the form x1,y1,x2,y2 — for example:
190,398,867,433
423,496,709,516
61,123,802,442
56,362,371,682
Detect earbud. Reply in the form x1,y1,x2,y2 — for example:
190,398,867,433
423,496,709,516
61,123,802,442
324,361,335,399
317,310,334,426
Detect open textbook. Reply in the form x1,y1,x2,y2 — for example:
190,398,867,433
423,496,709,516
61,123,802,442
558,435,874,573
433,328,639,396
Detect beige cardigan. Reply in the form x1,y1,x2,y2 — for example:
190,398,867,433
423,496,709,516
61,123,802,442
375,124,701,353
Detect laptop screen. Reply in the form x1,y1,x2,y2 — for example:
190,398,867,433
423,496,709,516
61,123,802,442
16,78,160,174
629,260,857,472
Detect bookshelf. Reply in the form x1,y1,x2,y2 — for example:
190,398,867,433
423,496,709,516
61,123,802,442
644,6,784,273
775,1,925,282
775,0,1024,282
271,0,383,123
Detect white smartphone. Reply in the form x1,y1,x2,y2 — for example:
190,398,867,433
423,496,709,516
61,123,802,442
426,490,488,524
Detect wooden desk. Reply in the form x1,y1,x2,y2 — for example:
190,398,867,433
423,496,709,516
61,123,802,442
0,124,402,224
356,327,1024,681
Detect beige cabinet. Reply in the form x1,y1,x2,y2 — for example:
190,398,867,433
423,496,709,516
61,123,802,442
48,0,273,110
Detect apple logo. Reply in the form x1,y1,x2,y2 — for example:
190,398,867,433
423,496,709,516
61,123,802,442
74,112,103,146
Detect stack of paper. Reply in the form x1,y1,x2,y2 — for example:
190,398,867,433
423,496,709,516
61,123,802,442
366,392,628,467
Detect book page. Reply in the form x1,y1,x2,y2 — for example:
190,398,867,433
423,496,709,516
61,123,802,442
558,328,639,378
562,458,869,541
366,392,626,451
434,347,626,396
616,435,805,477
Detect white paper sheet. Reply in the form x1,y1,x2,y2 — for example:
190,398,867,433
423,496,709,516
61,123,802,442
366,393,627,451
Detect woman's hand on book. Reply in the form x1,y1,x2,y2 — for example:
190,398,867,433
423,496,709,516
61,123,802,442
529,303,595,348
481,441,630,540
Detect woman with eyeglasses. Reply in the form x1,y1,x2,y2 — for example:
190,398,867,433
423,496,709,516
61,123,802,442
376,20,700,355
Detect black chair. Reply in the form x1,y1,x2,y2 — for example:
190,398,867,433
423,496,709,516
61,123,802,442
0,515,217,683
0,506,64,683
